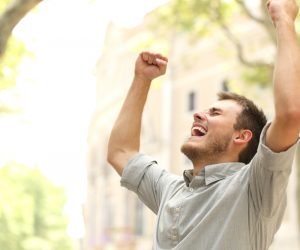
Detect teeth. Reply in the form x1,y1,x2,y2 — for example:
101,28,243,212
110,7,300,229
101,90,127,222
199,127,207,134
192,126,207,135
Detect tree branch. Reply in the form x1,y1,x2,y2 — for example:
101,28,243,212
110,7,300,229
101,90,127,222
236,0,276,44
220,22,272,69
0,0,43,57
212,6,272,69
235,0,265,24
259,0,276,44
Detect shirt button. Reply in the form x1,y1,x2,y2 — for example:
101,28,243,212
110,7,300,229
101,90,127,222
189,187,193,192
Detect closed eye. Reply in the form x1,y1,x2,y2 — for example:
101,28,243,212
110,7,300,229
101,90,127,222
208,107,222,116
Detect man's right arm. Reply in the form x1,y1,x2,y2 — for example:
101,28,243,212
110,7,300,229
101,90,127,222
107,52,168,176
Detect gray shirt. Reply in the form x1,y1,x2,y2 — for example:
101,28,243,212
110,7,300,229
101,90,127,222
120,124,298,250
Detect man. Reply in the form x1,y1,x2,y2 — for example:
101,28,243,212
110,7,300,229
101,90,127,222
107,0,300,249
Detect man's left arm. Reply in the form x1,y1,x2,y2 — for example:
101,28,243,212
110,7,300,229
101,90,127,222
266,0,300,151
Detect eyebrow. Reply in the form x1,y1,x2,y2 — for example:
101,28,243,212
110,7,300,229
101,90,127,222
207,107,223,113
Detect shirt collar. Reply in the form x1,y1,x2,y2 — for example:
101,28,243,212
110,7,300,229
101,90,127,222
183,162,245,187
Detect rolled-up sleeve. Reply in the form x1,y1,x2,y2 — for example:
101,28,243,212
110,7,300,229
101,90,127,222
121,153,177,214
249,123,299,218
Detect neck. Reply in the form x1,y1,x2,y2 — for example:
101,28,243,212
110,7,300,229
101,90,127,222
191,154,238,176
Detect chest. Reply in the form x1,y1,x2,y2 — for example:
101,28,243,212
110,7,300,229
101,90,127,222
156,176,250,248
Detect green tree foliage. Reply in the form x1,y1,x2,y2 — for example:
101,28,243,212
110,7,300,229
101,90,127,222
152,0,277,86
0,0,24,90
155,0,238,36
0,0,12,13
0,0,22,90
0,162,73,250
0,0,42,90
0,36,30,90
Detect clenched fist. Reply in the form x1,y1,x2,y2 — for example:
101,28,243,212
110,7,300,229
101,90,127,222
267,0,299,26
134,51,168,82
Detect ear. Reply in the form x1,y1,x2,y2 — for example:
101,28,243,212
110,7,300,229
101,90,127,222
233,129,253,145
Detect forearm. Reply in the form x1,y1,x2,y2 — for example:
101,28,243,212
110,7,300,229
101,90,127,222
107,76,151,174
265,6,300,152
273,22,300,118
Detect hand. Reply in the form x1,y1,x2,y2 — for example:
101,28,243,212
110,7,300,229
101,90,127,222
134,51,168,82
267,0,299,26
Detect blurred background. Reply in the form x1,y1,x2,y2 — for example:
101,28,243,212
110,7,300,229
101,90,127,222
0,0,299,249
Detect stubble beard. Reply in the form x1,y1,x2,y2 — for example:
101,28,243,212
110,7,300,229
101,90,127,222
181,134,231,165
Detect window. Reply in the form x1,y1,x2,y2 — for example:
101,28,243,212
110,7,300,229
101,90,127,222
188,91,196,112
221,79,229,92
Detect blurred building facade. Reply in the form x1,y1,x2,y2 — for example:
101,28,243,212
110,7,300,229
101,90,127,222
83,7,300,250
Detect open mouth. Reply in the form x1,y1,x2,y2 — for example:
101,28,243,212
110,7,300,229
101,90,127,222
191,126,207,137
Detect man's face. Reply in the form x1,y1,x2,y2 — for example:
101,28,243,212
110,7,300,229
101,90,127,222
181,100,243,163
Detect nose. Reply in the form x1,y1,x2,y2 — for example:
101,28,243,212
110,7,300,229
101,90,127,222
193,112,207,121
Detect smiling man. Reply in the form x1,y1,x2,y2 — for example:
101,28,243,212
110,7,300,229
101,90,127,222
181,93,268,174
107,0,300,249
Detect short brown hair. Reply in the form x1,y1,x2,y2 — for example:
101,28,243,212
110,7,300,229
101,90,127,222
218,91,267,164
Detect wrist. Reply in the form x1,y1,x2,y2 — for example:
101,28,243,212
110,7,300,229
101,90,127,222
275,20,296,37
274,15,296,29
133,74,152,85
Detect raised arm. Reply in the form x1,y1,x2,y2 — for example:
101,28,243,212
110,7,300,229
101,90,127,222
107,52,168,176
266,0,300,152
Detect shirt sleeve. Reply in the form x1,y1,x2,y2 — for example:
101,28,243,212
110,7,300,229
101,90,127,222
249,122,299,218
120,153,178,214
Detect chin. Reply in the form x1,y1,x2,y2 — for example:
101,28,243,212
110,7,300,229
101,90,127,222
181,141,191,152
181,142,199,161
182,139,202,149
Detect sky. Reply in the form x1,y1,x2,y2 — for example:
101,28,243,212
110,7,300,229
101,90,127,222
0,0,169,239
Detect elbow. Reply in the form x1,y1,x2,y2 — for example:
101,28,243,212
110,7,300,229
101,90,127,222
106,151,113,166
107,136,119,165
277,108,300,129
286,108,300,123
106,145,119,166
106,147,123,176
107,147,135,165
107,144,138,176
107,150,118,167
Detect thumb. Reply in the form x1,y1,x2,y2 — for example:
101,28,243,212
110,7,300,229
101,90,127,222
155,58,168,72
155,58,167,66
